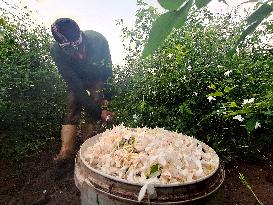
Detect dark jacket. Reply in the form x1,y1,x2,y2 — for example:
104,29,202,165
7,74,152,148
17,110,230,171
50,30,113,119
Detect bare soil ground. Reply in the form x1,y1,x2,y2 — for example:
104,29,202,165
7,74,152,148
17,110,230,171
1,137,273,205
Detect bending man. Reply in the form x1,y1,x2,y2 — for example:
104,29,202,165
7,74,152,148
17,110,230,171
50,18,114,161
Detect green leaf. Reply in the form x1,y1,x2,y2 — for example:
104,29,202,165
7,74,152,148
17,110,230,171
158,0,187,11
219,0,228,5
195,0,212,9
266,23,273,31
239,173,247,185
209,91,223,97
262,110,273,116
247,3,273,25
174,0,193,28
0,18,6,26
118,138,126,147
150,164,160,175
179,103,193,115
209,83,216,89
238,0,260,8
229,102,238,108
245,117,257,134
235,20,261,47
234,3,273,48
140,100,146,110
142,0,193,57
142,12,177,58
128,136,135,145
145,163,161,179
224,86,233,93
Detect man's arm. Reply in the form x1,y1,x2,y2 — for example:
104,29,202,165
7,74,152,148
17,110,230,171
95,38,114,122
98,38,113,101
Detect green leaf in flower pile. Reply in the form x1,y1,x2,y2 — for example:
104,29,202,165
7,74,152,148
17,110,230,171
128,136,136,145
118,138,127,147
146,163,160,179
150,164,160,174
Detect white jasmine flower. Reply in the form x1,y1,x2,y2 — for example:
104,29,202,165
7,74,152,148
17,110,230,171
138,184,147,201
133,114,138,122
193,92,198,96
167,54,173,58
0,34,3,42
207,96,216,102
148,68,156,75
233,115,244,122
224,70,232,77
242,98,255,105
255,122,261,129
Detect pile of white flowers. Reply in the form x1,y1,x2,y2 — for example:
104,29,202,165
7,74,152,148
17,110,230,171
83,125,219,185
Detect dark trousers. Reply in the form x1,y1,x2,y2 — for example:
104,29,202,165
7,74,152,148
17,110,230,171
63,82,104,125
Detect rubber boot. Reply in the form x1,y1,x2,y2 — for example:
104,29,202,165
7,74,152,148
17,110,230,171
54,124,77,161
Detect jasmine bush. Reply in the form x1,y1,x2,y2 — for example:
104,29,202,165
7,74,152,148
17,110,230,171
110,3,273,161
0,2,66,159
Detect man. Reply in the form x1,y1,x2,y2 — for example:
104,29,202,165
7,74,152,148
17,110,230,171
50,18,114,161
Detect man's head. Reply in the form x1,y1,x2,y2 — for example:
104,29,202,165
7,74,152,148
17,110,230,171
51,18,83,56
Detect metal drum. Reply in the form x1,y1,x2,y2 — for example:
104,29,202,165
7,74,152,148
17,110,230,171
75,133,225,205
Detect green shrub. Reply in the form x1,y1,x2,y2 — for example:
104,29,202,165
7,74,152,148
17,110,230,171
110,4,273,161
0,2,66,159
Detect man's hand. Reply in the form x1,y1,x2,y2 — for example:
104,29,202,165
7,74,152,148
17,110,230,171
101,110,114,122
101,99,110,107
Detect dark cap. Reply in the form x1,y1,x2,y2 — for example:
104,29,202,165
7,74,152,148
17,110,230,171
51,18,81,44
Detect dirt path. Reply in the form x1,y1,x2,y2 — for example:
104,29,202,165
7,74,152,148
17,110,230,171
0,141,80,205
1,139,272,205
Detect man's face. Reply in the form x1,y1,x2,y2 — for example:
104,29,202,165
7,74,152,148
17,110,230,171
59,33,82,57
60,43,80,56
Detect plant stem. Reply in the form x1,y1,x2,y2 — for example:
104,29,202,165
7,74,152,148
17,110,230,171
246,185,264,205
